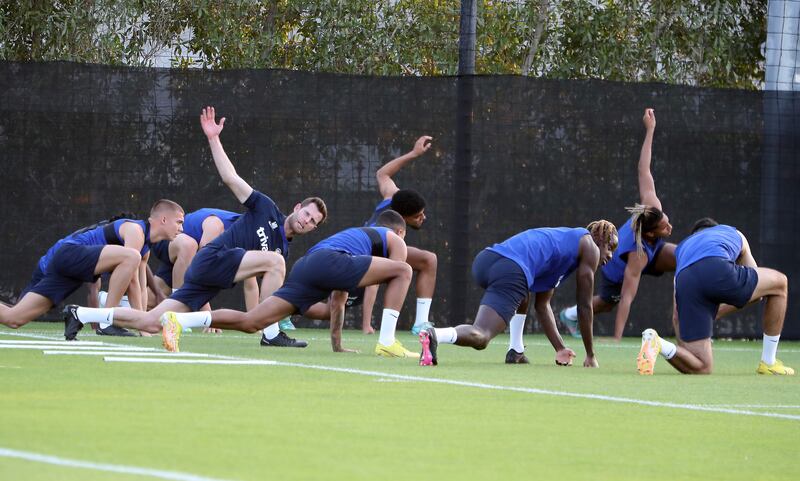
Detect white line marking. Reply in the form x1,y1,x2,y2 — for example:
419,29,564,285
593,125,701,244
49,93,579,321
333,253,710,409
0,345,156,352
0,340,107,346
0,447,237,481
699,404,800,409
106,357,277,366
0,331,65,341
44,351,215,358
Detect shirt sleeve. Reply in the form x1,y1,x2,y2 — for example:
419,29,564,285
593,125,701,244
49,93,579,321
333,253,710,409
243,190,281,220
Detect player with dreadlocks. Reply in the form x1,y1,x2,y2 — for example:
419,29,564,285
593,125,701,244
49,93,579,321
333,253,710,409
419,221,617,368
560,108,675,341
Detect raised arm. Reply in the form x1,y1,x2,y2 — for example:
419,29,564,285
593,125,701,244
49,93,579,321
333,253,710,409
376,136,432,199
638,108,662,211
576,235,600,367
200,106,254,204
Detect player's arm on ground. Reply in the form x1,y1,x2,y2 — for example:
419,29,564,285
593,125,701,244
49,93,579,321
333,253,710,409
200,106,254,204
534,290,576,366
138,252,149,310
375,136,432,199
145,264,167,305
200,215,225,247
386,232,408,262
119,222,146,310
736,230,758,268
637,108,662,211
613,252,648,338
243,277,259,311
329,290,357,353
576,235,600,367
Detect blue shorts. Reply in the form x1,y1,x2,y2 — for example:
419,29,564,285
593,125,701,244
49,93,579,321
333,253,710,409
675,257,758,342
170,244,246,311
26,244,103,305
472,250,529,323
597,270,622,304
273,249,372,314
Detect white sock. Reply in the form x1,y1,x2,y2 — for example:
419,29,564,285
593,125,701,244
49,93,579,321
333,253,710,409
173,311,212,329
75,307,113,325
414,298,432,327
564,305,578,320
98,291,108,308
762,334,780,365
378,309,400,347
263,322,281,340
435,327,457,344
119,295,130,308
508,314,526,353
660,338,677,360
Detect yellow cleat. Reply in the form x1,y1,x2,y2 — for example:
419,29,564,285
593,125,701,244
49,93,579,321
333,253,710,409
160,311,182,353
374,340,420,359
637,328,662,375
757,359,795,375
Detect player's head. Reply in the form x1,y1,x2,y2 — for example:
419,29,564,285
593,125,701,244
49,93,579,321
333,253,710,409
149,199,185,241
690,217,719,234
390,189,426,229
375,209,407,239
626,203,672,251
586,219,618,266
287,197,327,235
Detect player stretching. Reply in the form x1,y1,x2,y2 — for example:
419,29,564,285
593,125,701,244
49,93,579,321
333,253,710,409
62,107,326,342
161,210,416,356
637,219,793,375
419,222,617,367
0,202,184,336
561,108,676,340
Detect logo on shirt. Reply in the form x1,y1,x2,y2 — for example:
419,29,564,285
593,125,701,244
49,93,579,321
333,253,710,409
269,221,278,230
256,227,269,251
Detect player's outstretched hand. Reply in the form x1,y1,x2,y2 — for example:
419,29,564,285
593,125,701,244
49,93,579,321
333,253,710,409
202,327,222,334
412,135,433,157
583,355,599,368
642,108,656,131
200,106,225,139
555,348,576,366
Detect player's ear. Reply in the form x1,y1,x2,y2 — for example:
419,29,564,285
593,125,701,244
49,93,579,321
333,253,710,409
293,203,302,213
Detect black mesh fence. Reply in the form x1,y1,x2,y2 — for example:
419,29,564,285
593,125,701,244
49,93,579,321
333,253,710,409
1,61,797,339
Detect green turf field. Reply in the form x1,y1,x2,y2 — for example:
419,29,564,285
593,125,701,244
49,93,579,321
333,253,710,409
1,322,798,481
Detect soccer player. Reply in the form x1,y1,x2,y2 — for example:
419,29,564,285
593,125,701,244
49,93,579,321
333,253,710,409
358,135,436,335
0,201,184,335
637,219,794,375
560,108,676,340
62,107,327,343
160,210,416,356
419,221,618,367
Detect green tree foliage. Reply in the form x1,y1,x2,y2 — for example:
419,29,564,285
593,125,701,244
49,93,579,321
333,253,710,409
0,0,766,89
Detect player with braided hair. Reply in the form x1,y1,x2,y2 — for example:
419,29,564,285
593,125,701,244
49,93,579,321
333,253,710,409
419,222,617,368
560,108,676,340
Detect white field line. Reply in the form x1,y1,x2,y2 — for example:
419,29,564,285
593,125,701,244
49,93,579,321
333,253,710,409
106,357,277,366
0,340,107,346
4,331,799,422
0,447,237,481
44,351,216,358
698,404,800,409
0,344,156,352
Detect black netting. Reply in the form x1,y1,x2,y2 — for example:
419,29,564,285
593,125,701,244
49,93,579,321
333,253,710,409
1,61,797,339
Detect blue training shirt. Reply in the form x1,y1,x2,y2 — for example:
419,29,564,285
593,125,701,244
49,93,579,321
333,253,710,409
38,219,150,272
307,227,390,257
207,190,289,259
675,224,742,277
601,217,665,284
364,199,392,227
487,227,589,292
151,208,241,266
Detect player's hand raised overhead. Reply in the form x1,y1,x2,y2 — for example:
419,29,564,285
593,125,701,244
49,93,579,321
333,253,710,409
642,108,656,131
200,106,226,139
412,135,433,157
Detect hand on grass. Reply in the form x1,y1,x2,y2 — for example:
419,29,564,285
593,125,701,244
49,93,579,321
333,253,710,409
583,355,599,368
555,348,576,366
